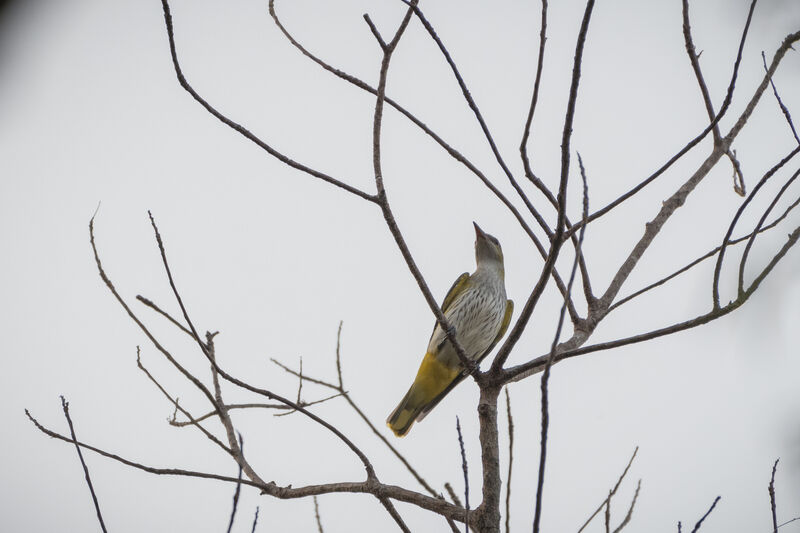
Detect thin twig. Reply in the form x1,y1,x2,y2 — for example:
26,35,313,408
363,14,387,50
532,146,590,533
774,517,800,531
270,0,582,324
60,397,108,533
144,212,377,480
611,479,641,533
271,357,439,497
445,482,463,508
226,434,244,533
313,495,324,533
405,2,552,241
738,168,800,295
251,507,260,533
577,447,639,533
504,388,513,533
520,0,549,180
368,0,476,377
506,218,800,382
713,146,800,307
565,1,766,239
492,0,596,373
27,408,469,522
159,0,376,202
137,295,192,337
456,417,469,533
690,496,721,533
769,459,779,533
761,51,800,145
608,194,800,312
169,394,345,426
136,347,232,453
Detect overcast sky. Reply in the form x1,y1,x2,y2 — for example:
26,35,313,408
1,0,799,532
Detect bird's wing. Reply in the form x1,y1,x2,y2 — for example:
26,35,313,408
442,272,471,313
480,299,514,360
427,272,470,345
417,299,514,422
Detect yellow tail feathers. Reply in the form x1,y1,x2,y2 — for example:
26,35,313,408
386,352,460,437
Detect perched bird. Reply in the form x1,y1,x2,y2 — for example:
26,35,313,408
386,222,513,437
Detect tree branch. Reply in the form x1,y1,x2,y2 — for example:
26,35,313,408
60,397,108,533
159,0,376,202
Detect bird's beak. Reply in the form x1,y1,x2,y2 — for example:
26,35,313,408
473,221,486,240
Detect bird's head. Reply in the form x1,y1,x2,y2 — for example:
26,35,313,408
473,222,504,268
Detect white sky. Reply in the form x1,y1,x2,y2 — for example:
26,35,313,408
1,0,799,531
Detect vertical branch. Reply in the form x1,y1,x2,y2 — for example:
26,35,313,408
406,2,551,238
226,434,244,533
761,52,800,145
768,459,779,533
520,0,548,180
532,153,590,533
476,385,502,532
313,496,325,533
456,417,470,533
251,507,260,533
369,0,474,374
690,496,721,533
492,0,595,371
60,397,108,533
504,388,514,533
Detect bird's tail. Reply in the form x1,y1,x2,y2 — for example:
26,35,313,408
386,386,424,437
386,352,461,437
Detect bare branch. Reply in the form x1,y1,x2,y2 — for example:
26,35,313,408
507,220,800,381
520,0,549,181
159,0,376,202
169,395,345,426
577,447,639,533
405,2,551,238
769,459,779,533
738,168,800,294
775,517,800,531
504,388,514,533
713,147,800,307
226,434,244,533
761,51,800,145
27,408,470,523
609,193,800,312
690,496,721,533
251,507,260,533
533,146,590,533
274,327,441,498
136,347,232,453
60,397,108,533
565,3,769,239
492,0,596,372
313,495,324,533
270,0,582,325
136,295,192,337
144,213,381,483
89,214,223,423
611,479,642,533
369,1,478,376
363,14,387,51
456,417,470,533
445,482,463,508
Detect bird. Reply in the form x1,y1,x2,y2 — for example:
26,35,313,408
386,222,513,437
